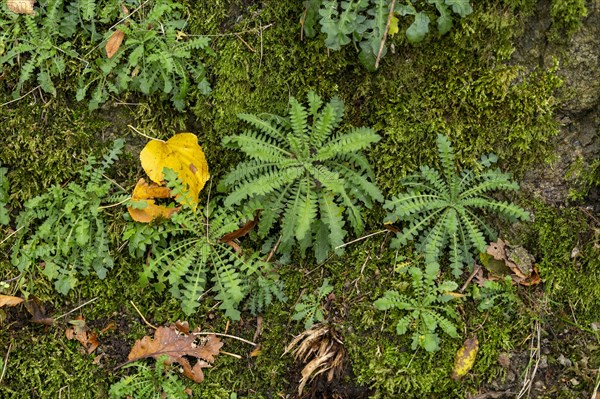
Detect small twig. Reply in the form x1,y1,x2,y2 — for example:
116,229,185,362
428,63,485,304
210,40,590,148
517,321,541,399
0,85,41,107
234,33,256,53
0,342,11,385
130,301,158,330
0,273,23,285
335,230,387,250
102,174,128,192
193,332,256,346
191,23,274,38
54,297,99,320
128,124,164,142
98,196,132,210
259,20,264,69
374,0,396,69
460,264,482,293
591,367,600,399
265,236,282,262
220,350,242,359
0,226,25,246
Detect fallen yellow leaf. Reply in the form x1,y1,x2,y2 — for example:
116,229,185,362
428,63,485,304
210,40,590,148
451,336,478,380
128,178,179,223
388,14,399,36
140,133,210,209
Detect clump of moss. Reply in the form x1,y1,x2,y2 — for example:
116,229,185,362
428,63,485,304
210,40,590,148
549,0,588,41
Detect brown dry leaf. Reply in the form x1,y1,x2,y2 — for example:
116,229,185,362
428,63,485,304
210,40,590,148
23,296,53,325
65,316,100,354
451,336,479,380
218,213,259,243
484,239,541,286
7,0,35,14
105,30,125,58
127,178,180,223
140,133,210,210
128,324,223,383
284,323,345,396
0,295,24,307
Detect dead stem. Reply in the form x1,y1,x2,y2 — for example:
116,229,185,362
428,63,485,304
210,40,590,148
130,300,158,330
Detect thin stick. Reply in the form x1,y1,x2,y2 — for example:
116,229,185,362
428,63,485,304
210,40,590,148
259,20,264,69
190,23,274,38
0,86,41,107
234,33,256,53
460,264,482,293
220,350,242,359
98,196,132,210
193,332,256,346
375,0,396,70
591,367,600,399
0,226,25,246
0,343,11,385
130,301,158,330
335,230,386,249
54,297,99,320
102,174,128,192
128,124,164,142
0,273,23,284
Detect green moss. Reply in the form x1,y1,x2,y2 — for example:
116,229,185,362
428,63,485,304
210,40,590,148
549,0,588,41
523,201,600,321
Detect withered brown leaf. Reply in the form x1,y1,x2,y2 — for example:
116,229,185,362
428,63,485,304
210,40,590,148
0,295,24,307
105,29,125,59
65,316,100,354
7,0,35,15
23,296,53,325
128,325,223,383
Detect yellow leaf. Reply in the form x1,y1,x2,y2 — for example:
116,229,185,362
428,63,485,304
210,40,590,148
451,336,478,380
388,14,399,36
140,133,210,209
0,295,24,307
127,179,179,223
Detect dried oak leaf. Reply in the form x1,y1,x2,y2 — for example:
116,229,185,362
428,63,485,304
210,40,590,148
127,178,179,223
7,0,35,15
127,325,222,383
140,133,210,210
451,336,479,380
0,295,24,307
65,316,100,354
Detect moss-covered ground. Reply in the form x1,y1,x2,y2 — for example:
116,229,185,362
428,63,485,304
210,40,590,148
1,0,598,398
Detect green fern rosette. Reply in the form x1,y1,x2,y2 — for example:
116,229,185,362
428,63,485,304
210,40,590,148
374,262,460,352
135,170,285,319
220,91,383,263
384,134,530,277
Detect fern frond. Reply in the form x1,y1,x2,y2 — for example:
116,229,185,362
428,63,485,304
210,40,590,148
316,127,380,161
224,166,304,207
319,192,346,258
310,95,345,147
295,180,318,241
222,92,380,262
289,96,309,140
